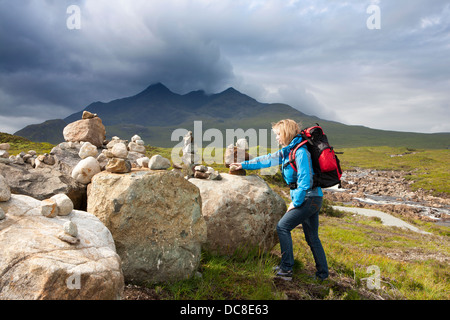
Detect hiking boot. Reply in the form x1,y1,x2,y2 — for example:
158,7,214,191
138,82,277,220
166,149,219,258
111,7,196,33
275,268,293,281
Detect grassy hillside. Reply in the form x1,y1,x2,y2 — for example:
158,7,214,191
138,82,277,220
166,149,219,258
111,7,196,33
128,210,448,300
0,132,54,155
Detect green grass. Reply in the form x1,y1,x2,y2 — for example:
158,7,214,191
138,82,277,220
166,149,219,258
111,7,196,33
134,212,449,300
317,214,450,300
157,251,285,300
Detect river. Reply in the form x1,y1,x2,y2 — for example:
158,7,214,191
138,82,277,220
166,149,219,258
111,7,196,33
324,169,450,228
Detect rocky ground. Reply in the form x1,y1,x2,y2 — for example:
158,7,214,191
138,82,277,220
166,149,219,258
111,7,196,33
324,168,450,223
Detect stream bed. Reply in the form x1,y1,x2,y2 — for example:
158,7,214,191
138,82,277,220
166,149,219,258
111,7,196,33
324,169,450,227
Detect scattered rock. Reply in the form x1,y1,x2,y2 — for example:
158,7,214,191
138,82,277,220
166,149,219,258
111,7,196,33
136,157,150,168
194,171,209,179
324,168,450,222
0,157,11,164
148,154,171,170
195,165,207,172
34,153,55,168
57,232,80,245
63,220,78,237
82,110,98,119
50,193,74,216
40,199,58,218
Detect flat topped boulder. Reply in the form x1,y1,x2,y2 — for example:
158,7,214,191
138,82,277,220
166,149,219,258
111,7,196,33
189,173,287,255
87,169,207,284
0,194,124,300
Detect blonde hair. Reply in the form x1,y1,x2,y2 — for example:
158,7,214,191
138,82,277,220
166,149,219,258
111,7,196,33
271,119,301,146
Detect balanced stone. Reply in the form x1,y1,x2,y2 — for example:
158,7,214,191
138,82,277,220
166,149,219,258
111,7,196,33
63,221,78,237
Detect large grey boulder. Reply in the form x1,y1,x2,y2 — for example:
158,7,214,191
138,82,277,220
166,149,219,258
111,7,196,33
87,169,207,284
0,194,124,300
189,173,286,255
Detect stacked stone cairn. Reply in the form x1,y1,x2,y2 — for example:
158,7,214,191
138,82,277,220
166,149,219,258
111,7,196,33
103,138,132,174
0,143,11,164
40,194,80,244
225,138,252,176
177,131,221,180
1,111,174,188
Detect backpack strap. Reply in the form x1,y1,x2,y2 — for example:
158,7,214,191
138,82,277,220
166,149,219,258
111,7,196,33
283,140,308,172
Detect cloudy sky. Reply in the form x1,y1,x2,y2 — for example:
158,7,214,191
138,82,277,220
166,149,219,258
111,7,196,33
1,0,449,134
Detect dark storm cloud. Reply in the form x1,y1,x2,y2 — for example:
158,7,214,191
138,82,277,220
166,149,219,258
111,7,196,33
0,0,236,132
0,0,449,134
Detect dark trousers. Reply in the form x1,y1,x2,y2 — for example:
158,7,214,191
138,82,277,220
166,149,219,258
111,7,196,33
276,196,329,280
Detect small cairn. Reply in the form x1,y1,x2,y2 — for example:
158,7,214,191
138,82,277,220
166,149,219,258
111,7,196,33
36,193,79,245
128,135,146,155
225,138,252,176
179,131,200,177
193,165,221,180
103,137,132,174
178,131,221,180
0,143,10,164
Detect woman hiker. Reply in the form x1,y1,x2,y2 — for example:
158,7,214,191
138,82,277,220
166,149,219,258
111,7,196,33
230,119,329,281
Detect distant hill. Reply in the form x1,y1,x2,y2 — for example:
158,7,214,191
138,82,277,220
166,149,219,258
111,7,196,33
14,83,450,149
14,119,66,145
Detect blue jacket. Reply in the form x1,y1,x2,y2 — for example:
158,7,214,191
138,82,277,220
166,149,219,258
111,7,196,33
241,135,323,207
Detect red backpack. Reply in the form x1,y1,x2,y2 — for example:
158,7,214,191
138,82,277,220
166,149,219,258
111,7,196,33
286,124,342,188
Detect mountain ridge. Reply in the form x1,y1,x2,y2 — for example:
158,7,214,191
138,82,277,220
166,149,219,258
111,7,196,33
13,83,450,149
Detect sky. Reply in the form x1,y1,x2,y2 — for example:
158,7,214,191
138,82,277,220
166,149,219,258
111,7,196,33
0,0,449,134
